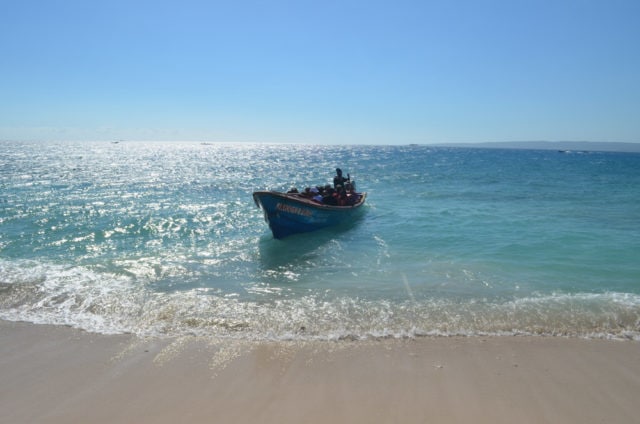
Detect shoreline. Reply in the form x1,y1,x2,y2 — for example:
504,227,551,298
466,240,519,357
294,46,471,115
2,320,639,423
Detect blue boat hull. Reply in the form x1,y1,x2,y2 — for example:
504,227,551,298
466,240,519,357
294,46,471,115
253,191,367,239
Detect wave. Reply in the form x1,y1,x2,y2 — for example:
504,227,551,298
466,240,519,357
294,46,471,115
2,259,639,341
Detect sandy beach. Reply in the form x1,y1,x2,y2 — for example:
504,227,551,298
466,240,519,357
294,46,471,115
1,320,638,424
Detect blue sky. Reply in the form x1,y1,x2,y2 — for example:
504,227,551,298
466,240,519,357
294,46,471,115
1,0,639,144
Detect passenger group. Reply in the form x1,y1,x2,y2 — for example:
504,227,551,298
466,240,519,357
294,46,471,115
287,168,359,206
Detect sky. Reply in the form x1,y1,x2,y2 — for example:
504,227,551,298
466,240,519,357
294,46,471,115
1,0,639,144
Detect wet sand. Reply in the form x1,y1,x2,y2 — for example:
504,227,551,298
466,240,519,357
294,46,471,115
1,320,639,423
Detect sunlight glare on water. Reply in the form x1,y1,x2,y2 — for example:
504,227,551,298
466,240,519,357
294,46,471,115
1,141,639,340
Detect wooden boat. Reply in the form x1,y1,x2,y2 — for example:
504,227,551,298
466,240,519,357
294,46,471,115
253,190,367,239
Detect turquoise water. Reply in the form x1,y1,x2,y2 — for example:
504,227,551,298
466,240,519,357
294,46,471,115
1,141,639,340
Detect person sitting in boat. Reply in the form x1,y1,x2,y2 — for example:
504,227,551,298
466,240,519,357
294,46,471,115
345,183,358,205
300,187,313,198
335,185,350,206
334,168,350,189
310,187,323,203
323,185,338,205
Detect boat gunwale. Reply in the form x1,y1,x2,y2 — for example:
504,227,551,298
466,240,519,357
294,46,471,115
253,190,367,211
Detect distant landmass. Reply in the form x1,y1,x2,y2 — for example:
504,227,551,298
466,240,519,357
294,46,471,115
433,141,640,153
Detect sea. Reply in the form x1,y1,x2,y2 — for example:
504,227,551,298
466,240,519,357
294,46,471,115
1,141,639,341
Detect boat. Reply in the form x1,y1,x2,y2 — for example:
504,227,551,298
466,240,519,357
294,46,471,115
253,189,367,239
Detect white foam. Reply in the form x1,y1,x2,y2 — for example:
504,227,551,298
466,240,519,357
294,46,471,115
2,259,640,341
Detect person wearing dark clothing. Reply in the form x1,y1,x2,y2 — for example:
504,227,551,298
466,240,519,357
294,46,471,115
333,168,349,189
322,185,337,205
